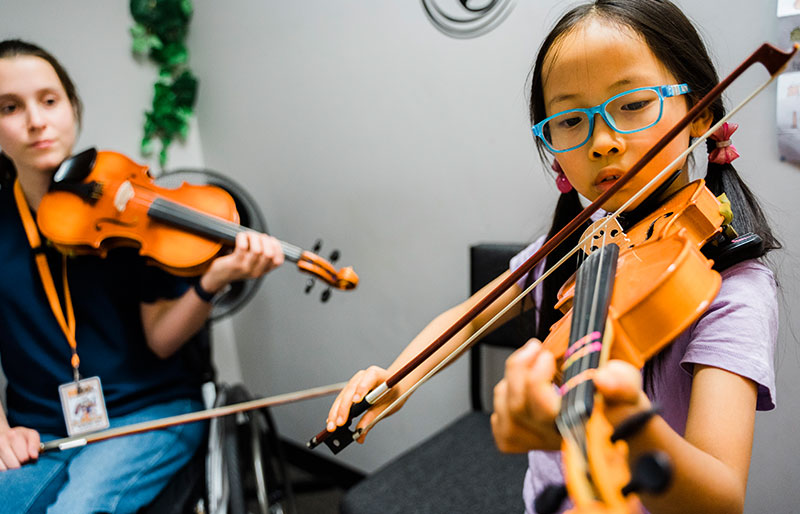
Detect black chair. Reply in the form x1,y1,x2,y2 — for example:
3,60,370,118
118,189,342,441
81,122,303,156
141,379,296,514
340,242,531,514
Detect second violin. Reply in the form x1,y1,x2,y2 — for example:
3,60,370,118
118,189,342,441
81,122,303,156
36,148,358,293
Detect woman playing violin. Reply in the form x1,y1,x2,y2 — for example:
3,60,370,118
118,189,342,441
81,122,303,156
326,1,779,513
0,39,284,513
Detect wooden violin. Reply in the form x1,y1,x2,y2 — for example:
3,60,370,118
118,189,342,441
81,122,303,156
533,179,724,514
543,179,723,369
36,149,358,292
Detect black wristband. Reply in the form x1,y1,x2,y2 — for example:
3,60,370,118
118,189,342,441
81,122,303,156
193,280,216,303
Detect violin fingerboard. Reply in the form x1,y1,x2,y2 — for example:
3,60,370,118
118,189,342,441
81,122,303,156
558,243,619,434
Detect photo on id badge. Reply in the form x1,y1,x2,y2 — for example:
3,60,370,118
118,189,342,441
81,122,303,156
58,376,110,436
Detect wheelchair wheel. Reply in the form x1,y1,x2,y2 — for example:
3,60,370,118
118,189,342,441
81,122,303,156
220,384,295,514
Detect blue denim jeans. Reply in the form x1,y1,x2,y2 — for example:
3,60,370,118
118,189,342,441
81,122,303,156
0,398,206,514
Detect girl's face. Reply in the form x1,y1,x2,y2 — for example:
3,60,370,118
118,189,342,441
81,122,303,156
541,19,709,211
0,55,77,177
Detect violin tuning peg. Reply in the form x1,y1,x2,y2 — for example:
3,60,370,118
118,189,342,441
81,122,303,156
622,451,672,497
321,288,332,303
305,278,315,294
312,239,323,253
534,483,568,514
329,250,340,263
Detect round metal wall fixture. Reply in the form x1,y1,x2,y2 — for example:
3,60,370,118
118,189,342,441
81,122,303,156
421,0,515,39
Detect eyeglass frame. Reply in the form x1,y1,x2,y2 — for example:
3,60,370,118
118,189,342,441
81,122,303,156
531,83,691,154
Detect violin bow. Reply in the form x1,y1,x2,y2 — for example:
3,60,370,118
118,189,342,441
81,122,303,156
308,42,798,454
41,382,345,453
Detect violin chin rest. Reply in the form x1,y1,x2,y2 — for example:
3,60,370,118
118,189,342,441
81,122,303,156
534,483,568,514
702,232,763,271
52,147,97,186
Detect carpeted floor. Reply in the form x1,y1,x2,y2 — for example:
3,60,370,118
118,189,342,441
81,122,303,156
276,464,348,514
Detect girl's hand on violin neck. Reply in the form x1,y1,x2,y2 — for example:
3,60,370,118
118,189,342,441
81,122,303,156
326,366,396,443
593,360,653,426
202,231,284,292
491,341,652,454
0,426,40,471
491,339,562,452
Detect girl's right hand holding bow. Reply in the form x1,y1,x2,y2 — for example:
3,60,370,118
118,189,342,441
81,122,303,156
324,271,527,444
326,366,402,443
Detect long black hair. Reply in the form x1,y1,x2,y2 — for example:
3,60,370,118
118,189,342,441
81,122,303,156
524,0,780,345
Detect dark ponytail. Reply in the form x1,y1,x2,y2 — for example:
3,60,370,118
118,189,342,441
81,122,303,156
524,189,588,341
703,146,781,254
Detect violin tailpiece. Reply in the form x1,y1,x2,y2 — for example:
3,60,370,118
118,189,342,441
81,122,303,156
49,180,103,205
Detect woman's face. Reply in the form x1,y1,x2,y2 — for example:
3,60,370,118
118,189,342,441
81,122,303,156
541,19,707,211
0,55,77,177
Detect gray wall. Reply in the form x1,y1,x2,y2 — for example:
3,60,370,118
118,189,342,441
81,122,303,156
2,2,799,513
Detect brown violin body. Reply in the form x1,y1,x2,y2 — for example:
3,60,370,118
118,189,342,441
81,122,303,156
38,151,233,275
543,179,724,369
37,149,358,290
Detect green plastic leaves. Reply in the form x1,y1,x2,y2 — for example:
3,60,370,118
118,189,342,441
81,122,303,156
130,0,197,167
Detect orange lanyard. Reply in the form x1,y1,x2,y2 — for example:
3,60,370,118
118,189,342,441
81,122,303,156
13,179,81,383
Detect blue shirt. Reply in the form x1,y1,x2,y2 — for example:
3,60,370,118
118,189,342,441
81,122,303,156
0,179,202,436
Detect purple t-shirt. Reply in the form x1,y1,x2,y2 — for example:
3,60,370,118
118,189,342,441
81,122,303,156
509,236,778,514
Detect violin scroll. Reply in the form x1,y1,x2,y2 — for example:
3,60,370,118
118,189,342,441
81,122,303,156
300,239,358,302
298,252,358,291
537,403,672,514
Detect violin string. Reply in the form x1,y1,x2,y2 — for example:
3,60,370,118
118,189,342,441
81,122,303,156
565,241,592,455
151,196,306,262
559,229,601,460
280,241,305,261
148,195,306,261
152,198,241,241
356,71,774,439
573,229,611,461
562,249,588,451
93,182,306,262
104,182,238,242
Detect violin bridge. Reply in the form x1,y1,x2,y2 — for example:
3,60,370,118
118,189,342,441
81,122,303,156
114,180,134,213
580,217,630,256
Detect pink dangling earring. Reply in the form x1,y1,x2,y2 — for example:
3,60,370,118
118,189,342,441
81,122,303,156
552,160,573,193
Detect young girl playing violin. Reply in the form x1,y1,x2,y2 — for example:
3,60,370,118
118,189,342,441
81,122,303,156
0,39,284,513
326,1,779,513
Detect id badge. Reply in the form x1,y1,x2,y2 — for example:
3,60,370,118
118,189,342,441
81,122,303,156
58,376,110,436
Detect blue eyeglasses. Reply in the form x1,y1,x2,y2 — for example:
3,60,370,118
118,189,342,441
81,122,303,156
532,84,690,153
